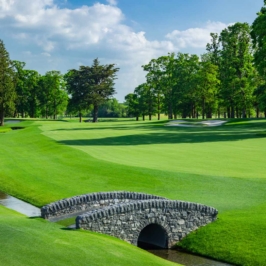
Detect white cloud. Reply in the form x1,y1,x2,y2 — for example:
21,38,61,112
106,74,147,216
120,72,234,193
0,0,232,101
166,21,230,48
106,0,117,6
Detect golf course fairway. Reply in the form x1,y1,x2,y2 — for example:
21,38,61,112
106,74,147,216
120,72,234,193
0,118,266,265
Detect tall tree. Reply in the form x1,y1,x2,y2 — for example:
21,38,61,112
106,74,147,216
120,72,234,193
251,0,266,78
196,61,219,119
85,59,119,122
251,0,266,118
0,40,16,126
13,60,27,117
142,59,164,120
124,93,140,120
66,59,119,122
219,23,255,118
65,69,88,122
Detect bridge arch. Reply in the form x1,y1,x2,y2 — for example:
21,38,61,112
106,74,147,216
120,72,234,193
76,199,218,248
41,191,218,249
137,223,169,249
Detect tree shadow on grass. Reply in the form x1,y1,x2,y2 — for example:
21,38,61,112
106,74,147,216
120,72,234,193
58,130,266,146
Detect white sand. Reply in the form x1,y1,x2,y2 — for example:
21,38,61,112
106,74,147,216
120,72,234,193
166,119,226,127
5,120,21,124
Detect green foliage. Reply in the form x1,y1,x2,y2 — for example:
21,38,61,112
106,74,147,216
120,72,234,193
219,23,256,118
0,39,16,126
65,59,119,123
97,98,126,118
251,0,266,77
124,93,141,120
38,71,68,119
196,61,219,119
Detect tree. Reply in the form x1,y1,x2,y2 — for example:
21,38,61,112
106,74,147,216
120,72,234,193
66,59,119,122
38,71,68,119
142,59,164,120
251,0,266,118
134,83,156,120
124,93,140,120
0,40,16,126
97,98,126,118
251,0,266,78
13,60,27,117
219,23,255,118
85,59,119,122
65,69,89,122
196,61,219,119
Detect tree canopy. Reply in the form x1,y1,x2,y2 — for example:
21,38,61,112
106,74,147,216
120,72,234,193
0,40,16,126
65,59,119,122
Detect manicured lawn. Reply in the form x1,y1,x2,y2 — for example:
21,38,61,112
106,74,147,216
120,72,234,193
0,206,176,266
0,118,266,265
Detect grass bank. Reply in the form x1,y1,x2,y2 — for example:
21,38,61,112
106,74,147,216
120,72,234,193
0,206,176,266
0,118,266,265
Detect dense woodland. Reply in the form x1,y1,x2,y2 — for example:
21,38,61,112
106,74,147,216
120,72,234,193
1,1,266,125
125,14,266,120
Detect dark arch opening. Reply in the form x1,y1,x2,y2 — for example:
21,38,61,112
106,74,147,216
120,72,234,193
137,223,168,249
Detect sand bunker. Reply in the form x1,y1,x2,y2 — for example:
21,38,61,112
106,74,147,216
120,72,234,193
166,120,226,127
5,120,21,124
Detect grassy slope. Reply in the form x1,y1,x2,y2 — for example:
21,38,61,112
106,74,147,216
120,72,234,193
1,118,266,265
0,206,176,266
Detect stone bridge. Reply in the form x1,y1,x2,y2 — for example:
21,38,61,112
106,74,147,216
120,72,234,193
41,191,218,248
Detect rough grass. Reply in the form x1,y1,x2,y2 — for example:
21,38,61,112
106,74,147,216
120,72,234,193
0,206,176,266
1,118,266,265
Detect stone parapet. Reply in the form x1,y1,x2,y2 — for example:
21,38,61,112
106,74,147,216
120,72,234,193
41,191,166,220
76,199,218,247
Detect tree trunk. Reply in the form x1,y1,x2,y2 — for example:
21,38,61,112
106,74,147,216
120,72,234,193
142,114,145,121
79,112,82,123
242,108,247,118
256,107,259,118
149,114,152,120
157,97,160,120
53,100,56,120
231,105,235,118
168,101,173,119
202,98,205,120
136,116,139,121
93,105,99,122
227,107,230,118
0,108,4,126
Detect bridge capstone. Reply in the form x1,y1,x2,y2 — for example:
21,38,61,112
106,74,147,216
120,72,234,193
41,191,218,248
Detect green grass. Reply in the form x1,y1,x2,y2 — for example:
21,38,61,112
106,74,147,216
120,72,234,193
0,206,176,266
1,118,266,265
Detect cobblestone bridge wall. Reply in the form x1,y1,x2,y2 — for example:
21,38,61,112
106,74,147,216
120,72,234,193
76,199,218,248
41,191,166,221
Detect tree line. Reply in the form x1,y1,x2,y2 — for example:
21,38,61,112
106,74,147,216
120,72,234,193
1,1,266,125
0,42,120,126
125,2,266,120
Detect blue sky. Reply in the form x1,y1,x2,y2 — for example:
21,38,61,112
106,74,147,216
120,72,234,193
0,0,264,101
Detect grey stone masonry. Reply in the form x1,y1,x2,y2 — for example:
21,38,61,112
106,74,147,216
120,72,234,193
41,191,166,221
76,199,218,248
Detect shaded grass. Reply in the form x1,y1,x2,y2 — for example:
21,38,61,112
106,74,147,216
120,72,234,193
0,206,177,266
178,204,266,266
1,118,266,265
